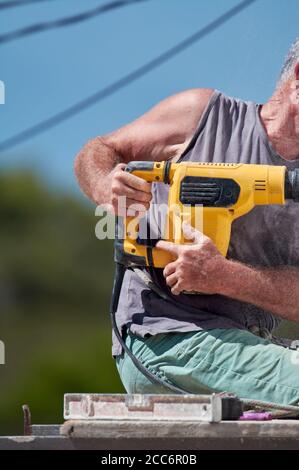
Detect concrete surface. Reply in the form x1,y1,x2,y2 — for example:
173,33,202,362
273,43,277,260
1,419,299,450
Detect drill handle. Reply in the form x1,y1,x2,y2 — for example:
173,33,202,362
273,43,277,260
115,161,174,268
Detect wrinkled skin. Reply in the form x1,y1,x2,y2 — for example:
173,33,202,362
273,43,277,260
108,163,152,217
157,222,227,295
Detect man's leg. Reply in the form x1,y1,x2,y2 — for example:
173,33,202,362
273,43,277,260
115,328,299,405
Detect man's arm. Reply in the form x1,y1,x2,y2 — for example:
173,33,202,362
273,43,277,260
158,223,299,323
74,88,214,212
221,261,299,322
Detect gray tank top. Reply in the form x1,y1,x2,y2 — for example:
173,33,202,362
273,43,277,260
112,90,299,356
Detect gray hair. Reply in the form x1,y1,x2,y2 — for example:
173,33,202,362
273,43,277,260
279,37,299,85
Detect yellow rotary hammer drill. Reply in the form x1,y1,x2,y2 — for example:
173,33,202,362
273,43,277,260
114,161,299,268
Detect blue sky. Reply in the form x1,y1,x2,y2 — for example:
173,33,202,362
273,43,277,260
1,0,298,196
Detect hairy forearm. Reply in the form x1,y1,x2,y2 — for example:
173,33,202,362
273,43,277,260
74,137,121,205
221,261,299,321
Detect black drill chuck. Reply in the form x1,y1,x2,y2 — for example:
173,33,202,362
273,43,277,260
285,169,299,202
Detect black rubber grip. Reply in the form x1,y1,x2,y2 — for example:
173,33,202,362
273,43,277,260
125,161,155,173
285,169,299,202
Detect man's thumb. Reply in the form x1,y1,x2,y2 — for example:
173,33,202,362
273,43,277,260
182,221,203,243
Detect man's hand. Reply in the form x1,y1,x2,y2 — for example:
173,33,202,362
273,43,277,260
105,163,152,217
156,222,229,295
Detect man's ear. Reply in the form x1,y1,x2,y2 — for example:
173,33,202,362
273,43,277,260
295,61,299,81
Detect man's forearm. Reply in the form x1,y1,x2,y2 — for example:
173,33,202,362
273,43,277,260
221,260,299,321
74,137,121,205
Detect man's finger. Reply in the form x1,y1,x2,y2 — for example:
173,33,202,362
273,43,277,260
163,261,177,277
114,184,152,203
165,272,178,287
118,171,152,193
171,282,182,296
156,240,180,257
182,221,205,244
117,199,148,217
118,197,148,209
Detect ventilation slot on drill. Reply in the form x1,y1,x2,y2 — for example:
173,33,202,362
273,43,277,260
180,177,240,207
198,162,239,167
254,180,266,191
180,181,220,205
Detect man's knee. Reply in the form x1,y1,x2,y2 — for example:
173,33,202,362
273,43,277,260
116,352,171,394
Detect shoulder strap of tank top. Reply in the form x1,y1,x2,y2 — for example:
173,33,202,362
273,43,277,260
177,89,221,163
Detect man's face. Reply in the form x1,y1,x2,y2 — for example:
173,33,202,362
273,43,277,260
290,62,299,136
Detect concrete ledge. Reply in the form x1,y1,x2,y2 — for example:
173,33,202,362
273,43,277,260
0,436,75,450
60,419,299,450
1,420,299,450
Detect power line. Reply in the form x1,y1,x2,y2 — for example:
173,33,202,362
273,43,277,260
0,0,149,44
0,0,56,10
0,0,258,152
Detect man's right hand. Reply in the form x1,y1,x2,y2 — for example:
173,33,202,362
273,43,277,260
107,163,152,217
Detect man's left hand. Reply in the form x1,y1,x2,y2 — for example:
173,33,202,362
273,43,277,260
156,222,229,295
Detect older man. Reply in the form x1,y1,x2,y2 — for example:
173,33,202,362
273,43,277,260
75,38,299,404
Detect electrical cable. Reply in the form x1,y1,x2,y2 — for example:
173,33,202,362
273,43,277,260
0,0,57,10
0,0,149,44
0,0,258,152
241,398,299,414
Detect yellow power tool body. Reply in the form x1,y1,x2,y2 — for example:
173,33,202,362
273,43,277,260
115,161,299,268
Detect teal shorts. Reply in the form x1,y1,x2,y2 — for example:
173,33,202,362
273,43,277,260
115,328,299,405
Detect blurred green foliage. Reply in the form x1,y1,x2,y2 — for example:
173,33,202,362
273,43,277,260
0,170,124,435
1,170,299,436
